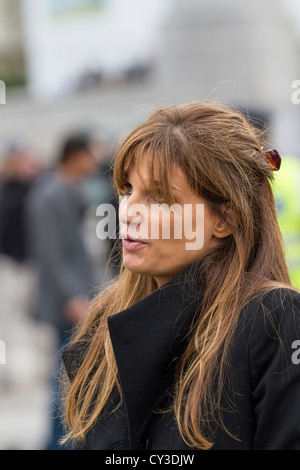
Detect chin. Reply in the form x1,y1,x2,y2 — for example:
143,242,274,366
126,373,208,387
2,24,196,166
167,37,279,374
123,257,148,274
123,257,160,278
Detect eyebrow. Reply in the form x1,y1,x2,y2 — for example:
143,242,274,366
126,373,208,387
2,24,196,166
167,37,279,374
124,173,182,193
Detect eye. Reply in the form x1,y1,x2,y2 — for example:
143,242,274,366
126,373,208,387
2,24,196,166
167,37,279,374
147,191,165,203
119,183,133,196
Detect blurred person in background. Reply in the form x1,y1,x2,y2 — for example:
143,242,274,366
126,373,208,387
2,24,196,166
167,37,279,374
26,132,98,449
82,138,121,279
0,144,43,409
0,143,42,264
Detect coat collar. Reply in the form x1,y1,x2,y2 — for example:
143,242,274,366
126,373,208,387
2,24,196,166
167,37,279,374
62,262,204,447
107,263,203,445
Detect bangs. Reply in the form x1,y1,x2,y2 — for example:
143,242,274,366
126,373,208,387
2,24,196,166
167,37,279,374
113,134,178,205
112,109,229,207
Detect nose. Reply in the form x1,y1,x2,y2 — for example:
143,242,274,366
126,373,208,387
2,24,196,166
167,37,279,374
119,195,148,236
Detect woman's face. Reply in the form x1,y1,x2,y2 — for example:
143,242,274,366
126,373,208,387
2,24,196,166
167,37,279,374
119,158,225,287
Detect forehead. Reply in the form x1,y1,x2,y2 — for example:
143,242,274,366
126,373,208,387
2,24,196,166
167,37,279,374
126,157,187,188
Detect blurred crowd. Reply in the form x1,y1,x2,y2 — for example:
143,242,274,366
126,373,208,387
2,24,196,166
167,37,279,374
0,132,120,449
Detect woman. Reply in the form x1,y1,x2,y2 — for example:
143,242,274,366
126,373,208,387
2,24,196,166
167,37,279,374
61,101,300,450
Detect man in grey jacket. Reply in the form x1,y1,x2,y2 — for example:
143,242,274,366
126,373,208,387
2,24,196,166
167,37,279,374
26,132,98,448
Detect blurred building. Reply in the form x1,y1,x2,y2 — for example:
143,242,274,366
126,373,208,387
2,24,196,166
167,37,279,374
157,0,299,107
153,0,300,155
0,0,299,161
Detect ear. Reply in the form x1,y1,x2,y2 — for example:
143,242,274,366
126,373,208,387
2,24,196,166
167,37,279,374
213,206,238,239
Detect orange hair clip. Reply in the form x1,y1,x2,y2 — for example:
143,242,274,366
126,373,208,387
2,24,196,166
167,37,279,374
264,149,281,171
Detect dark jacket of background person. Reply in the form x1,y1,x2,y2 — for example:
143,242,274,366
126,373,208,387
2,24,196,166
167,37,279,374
26,171,95,332
63,266,300,450
0,145,41,263
0,178,32,262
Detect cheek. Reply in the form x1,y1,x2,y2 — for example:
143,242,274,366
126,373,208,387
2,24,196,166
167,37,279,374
149,209,167,239
118,196,128,226
149,205,184,240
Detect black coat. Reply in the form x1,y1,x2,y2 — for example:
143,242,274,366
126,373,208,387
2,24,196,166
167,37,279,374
62,266,300,450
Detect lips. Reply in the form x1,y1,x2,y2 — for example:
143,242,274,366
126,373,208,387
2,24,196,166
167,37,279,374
121,232,147,243
121,233,148,251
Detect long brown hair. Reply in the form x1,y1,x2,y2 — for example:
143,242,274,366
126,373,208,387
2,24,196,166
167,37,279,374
61,101,291,449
